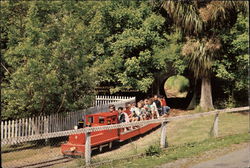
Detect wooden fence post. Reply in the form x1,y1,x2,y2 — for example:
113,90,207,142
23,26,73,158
85,132,91,166
213,112,219,137
160,121,168,148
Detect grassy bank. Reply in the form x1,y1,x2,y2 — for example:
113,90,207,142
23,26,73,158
89,112,248,163
167,112,249,146
97,133,249,168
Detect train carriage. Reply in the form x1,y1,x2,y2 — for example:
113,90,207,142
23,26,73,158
61,111,160,156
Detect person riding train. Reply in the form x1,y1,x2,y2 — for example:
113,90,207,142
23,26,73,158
109,95,170,125
118,107,129,123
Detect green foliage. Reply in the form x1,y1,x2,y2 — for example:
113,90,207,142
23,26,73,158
213,14,248,104
162,1,248,109
214,96,237,109
145,144,162,156
90,1,184,93
1,1,183,118
1,1,96,119
153,32,186,74
1,0,247,119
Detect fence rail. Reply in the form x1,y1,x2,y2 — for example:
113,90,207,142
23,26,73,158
1,96,136,145
1,106,248,146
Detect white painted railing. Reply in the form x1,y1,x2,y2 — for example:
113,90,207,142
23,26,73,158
94,95,134,106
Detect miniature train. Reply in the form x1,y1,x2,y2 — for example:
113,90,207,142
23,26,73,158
61,111,160,156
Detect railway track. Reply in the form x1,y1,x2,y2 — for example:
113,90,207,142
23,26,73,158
13,156,73,168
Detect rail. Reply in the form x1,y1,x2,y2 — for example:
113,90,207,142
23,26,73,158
2,106,248,146
2,106,248,166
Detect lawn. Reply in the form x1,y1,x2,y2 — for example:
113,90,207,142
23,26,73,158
98,133,249,168
92,112,249,167
167,112,249,145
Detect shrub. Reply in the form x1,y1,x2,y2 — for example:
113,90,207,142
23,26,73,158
145,144,162,156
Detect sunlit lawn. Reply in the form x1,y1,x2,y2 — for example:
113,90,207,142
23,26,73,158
167,112,248,146
93,112,249,165
97,112,249,168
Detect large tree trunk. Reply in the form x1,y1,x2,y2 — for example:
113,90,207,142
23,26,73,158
200,76,214,111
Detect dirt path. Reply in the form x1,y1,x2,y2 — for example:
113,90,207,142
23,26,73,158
156,143,249,168
191,144,250,168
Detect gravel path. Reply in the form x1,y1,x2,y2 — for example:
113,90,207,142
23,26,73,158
191,146,250,168
156,143,249,168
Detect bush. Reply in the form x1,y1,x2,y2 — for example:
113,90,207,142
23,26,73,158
145,144,162,156
214,96,237,109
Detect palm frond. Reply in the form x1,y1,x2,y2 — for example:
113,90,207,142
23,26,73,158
182,38,221,79
161,0,204,35
199,1,247,28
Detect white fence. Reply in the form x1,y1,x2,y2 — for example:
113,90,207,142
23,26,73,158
1,110,86,141
94,95,134,106
2,106,249,166
1,96,136,145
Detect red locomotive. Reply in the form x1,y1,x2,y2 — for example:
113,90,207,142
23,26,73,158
61,111,160,156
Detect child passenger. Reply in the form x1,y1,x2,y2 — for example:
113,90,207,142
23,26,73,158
109,104,116,112
118,107,130,132
124,103,132,116
128,102,141,122
137,101,146,120
144,99,152,119
149,98,159,119
118,107,129,123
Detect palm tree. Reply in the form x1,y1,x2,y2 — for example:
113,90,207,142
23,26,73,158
161,0,247,110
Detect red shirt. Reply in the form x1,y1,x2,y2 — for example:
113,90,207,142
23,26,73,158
160,99,167,106
124,109,131,116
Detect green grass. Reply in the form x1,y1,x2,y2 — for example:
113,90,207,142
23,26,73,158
93,112,249,167
167,112,248,145
218,112,249,137
98,133,249,168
